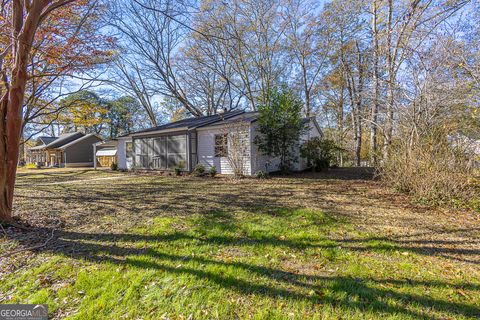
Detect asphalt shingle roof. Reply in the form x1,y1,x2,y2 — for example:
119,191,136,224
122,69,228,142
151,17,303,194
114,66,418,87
59,133,102,149
45,132,84,149
38,136,57,145
132,110,245,135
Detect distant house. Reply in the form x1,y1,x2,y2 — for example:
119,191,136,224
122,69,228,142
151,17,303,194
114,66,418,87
27,132,102,167
116,110,321,175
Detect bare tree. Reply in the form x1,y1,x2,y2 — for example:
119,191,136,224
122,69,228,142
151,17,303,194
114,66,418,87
343,41,366,167
380,0,471,159
193,0,287,110
380,34,478,202
283,0,332,116
108,0,205,117
109,56,158,126
369,0,381,165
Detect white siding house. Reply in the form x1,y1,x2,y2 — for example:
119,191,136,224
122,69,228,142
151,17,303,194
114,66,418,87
116,110,322,175
250,119,322,174
197,114,321,175
197,125,252,175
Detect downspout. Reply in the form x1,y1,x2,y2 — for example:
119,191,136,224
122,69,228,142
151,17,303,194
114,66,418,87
195,130,198,172
93,144,97,170
187,131,190,172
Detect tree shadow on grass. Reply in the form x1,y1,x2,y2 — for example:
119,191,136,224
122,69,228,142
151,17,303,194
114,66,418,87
16,169,93,179
271,167,377,181
14,170,120,187
9,169,480,317
33,237,480,319
4,207,480,319
12,176,480,266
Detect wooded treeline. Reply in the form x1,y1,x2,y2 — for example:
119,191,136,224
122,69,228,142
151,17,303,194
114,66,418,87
108,0,479,167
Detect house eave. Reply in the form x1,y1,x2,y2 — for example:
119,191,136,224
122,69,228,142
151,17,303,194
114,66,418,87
130,127,189,137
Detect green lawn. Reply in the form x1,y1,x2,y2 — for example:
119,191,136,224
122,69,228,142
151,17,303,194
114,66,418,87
1,168,479,319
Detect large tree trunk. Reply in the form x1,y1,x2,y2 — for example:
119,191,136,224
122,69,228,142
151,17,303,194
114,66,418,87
0,76,26,221
0,94,10,220
0,0,48,221
0,86,24,221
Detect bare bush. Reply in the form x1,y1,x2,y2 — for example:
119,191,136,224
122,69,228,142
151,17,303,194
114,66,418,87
222,119,250,177
379,32,480,209
380,127,477,206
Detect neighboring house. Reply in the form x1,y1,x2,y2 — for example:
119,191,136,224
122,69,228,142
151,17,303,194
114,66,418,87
449,134,480,168
26,132,102,167
117,110,321,175
26,136,57,165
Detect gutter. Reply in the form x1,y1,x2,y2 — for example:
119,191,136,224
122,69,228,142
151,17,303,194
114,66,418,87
130,127,189,137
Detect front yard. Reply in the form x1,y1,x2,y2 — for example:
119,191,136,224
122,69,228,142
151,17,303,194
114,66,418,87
1,168,479,319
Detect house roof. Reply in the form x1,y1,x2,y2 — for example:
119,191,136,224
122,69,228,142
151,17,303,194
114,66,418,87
197,112,322,135
94,139,118,148
196,111,259,129
29,136,58,150
131,110,245,136
58,133,102,150
128,110,322,137
45,132,85,149
38,136,57,145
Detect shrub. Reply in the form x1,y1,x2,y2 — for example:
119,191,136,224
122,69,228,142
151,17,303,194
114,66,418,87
300,137,341,171
174,161,185,176
174,167,182,176
110,162,118,171
208,166,217,177
254,87,308,173
255,170,269,179
192,164,205,177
